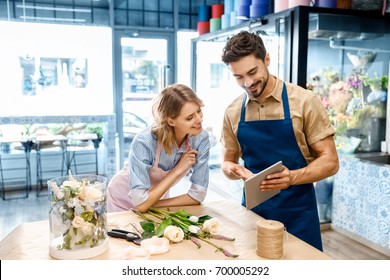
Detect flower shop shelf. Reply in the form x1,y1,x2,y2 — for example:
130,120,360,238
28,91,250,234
354,152,390,165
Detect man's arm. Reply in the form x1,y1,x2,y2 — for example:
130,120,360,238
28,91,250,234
289,135,339,185
261,135,339,190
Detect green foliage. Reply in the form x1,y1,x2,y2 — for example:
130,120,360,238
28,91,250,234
361,73,388,91
85,123,104,139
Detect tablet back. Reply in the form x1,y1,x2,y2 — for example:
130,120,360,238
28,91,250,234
244,161,282,210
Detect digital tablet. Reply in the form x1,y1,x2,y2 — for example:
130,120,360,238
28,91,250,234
244,161,283,210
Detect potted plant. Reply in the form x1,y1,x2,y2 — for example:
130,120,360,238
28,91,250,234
85,123,104,149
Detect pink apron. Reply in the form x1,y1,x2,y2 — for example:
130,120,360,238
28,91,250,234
106,140,190,212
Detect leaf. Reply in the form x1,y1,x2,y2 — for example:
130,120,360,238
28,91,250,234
80,211,94,222
140,221,154,232
198,215,212,224
173,209,192,218
155,218,172,237
141,230,155,239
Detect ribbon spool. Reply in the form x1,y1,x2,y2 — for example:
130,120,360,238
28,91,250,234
256,220,285,259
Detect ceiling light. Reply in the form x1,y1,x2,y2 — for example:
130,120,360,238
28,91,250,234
20,16,87,23
16,4,91,13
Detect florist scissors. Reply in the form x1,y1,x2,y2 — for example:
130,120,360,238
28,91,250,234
107,229,143,245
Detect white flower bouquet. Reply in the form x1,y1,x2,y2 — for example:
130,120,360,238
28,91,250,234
133,208,238,258
48,174,108,259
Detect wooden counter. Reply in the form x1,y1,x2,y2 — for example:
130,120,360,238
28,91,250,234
0,200,331,260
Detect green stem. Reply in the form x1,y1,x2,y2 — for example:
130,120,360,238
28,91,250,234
132,209,155,223
197,236,239,258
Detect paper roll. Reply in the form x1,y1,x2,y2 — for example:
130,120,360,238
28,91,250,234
221,13,231,29
315,0,337,8
197,21,210,35
289,0,311,9
198,5,211,21
230,10,237,26
224,0,234,14
250,4,269,18
210,18,222,32
212,4,225,18
237,4,250,19
274,0,290,12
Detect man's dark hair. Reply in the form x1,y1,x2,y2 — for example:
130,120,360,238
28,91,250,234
221,31,267,64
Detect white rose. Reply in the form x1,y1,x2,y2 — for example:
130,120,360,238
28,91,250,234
203,218,220,234
163,225,184,243
79,186,103,202
62,180,81,188
188,225,200,234
80,221,94,234
71,216,85,228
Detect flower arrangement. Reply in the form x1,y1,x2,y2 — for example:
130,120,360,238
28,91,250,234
48,174,107,252
133,208,238,258
307,66,388,153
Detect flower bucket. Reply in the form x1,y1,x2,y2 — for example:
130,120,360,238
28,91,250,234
48,174,108,259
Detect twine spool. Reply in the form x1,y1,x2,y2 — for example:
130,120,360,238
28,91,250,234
256,220,284,259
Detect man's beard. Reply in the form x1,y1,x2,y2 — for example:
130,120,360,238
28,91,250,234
243,74,269,99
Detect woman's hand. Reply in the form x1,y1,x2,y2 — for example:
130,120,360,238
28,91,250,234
175,149,198,174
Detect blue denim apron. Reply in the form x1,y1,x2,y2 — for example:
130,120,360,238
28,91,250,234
237,83,323,251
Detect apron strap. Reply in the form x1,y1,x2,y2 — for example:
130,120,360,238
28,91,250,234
185,135,191,151
281,83,291,119
153,142,163,167
240,93,247,122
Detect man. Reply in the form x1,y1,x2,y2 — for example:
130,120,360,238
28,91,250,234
220,31,339,251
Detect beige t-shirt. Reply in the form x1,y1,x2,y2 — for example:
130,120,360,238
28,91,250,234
221,77,335,164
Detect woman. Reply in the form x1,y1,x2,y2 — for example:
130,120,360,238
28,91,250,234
107,84,210,212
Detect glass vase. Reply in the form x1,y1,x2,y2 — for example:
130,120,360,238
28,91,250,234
48,174,109,259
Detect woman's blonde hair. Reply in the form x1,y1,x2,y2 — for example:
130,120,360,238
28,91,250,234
151,83,204,154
